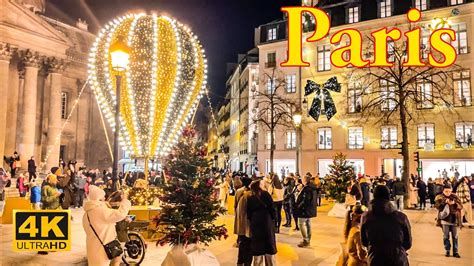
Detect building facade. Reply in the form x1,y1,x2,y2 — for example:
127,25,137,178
254,0,474,179
208,51,259,173
0,0,111,172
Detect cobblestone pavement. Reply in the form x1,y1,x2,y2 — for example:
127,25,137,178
0,202,473,265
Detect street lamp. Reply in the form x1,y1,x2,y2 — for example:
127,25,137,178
109,36,130,191
293,110,302,175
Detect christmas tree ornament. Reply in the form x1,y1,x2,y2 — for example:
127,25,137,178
304,76,341,121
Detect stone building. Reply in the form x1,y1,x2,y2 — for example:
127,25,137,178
0,0,111,172
254,0,474,179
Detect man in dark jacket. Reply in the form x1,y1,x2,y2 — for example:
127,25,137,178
27,156,37,181
417,178,427,210
361,185,412,266
392,178,407,211
435,184,463,258
295,174,317,247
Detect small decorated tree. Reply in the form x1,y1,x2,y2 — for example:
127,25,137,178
154,127,227,246
324,152,356,203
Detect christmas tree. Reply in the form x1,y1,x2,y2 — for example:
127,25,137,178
323,152,356,203
154,127,227,246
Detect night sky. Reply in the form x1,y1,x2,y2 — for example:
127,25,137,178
46,0,300,103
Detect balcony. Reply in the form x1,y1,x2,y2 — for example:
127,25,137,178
265,61,276,68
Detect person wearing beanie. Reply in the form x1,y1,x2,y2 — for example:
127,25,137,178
234,176,253,266
435,183,463,258
82,185,131,266
360,185,412,266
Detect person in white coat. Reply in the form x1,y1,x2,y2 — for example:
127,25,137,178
82,185,131,266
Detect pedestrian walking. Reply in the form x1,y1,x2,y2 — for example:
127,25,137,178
295,174,317,247
338,205,368,266
435,184,463,258
314,174,323,207
234,176,252,266
409,181,419,208
83,185,131,266
17,173,28,197
361,185,412,266
282,176,295,227
360,176,370,207
246,180,277,266
269,174,284,233
42,174,62,210
10,151,20,178
428,178,436,207
417,178,427,210
292,179,303,231
30,179,41,210
392,178,407,211
0,168,10,201
27,156,37,181
217,175,230,209
74,172,87,208
455,176,472,227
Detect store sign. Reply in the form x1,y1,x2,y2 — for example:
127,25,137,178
281,7,456,68
13,210,71,252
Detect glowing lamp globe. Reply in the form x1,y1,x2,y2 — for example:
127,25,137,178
88,14,207,158
109,37,131,71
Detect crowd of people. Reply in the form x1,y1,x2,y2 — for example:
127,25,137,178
1,154,474,265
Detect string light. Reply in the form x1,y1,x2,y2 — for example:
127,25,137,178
88,14,207,159
41,78,90,170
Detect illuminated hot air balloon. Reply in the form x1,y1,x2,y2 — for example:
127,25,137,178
88,14,207,158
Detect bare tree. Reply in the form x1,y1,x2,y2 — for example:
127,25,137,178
347,33,462,198
252,68,298,173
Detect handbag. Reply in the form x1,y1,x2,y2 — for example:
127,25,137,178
438,203,450,220
86,213,123,260
344,193,357,206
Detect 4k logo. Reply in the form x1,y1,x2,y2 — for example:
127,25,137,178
13,210,71,251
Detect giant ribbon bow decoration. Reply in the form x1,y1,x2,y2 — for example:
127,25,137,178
304,76,341,121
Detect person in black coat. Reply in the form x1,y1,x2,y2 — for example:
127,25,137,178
427,178,436,207
295,175,317,247
282,176,295,227
417,178,427,210
247,180,277,266
361,185,412,266
28,156,37,181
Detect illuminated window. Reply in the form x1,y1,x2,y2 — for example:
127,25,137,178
450,0,464,5
381,126,397,148
61,92,68,119
453,70,471,107
455,122,473,146
286,74,296,93
414,0,428,10
387,41,395,62
380,0,392,18
417,123,435,148
380,79,397,111
318,128,332,150
451,23,468,55
286,131,296,149
267,27,277,41
348,127,363,149
348,83,362,113
417,80,433,109
317,45,331,71
265,131,275,150
348,7,359,23
266,77,275,94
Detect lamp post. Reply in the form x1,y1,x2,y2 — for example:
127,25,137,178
109,37,130,191
293,111,302,175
